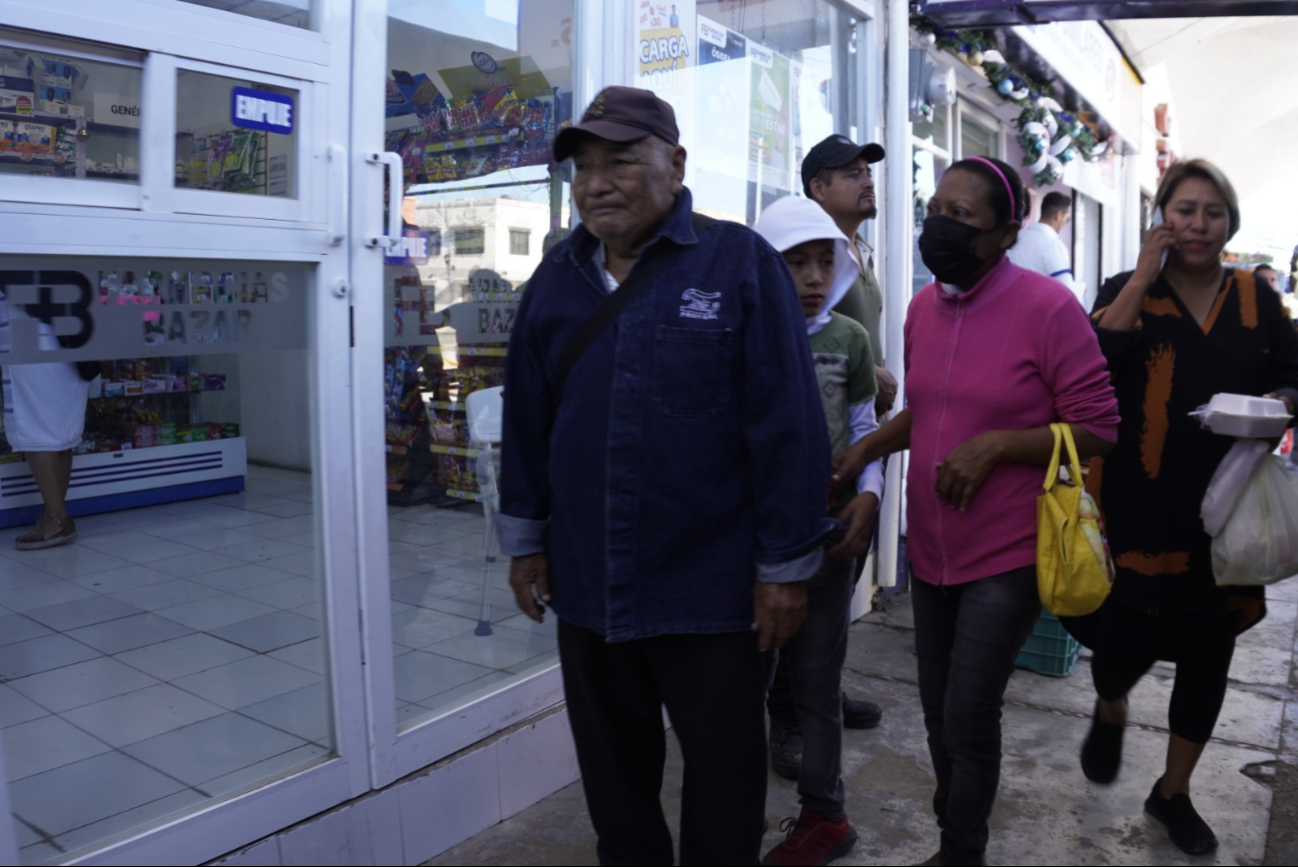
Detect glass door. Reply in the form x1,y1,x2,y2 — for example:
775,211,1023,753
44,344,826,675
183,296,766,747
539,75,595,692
351,0,575,786
0,3,366,863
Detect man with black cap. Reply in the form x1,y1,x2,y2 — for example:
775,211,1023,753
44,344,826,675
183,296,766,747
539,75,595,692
496,86,834,865
765,135,892,783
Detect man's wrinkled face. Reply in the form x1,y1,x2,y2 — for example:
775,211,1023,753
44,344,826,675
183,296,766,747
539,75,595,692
571,135,686,246
810,157,876,223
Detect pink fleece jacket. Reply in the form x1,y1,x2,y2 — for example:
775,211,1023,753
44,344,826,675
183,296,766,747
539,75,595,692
904,257,1119,587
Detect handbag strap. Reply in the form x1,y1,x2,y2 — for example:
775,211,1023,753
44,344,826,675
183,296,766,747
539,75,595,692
1042,422,1084,492
553,213,714,402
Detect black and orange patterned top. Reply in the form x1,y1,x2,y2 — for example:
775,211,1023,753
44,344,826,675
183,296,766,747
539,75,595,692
1089,268,1298,623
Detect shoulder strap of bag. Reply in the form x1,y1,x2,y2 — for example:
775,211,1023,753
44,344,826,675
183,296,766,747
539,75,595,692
552,213,714,402
1042,422,1085,492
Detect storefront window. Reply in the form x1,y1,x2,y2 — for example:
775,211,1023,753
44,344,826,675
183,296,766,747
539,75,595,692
176,0,313,30
176,71,298,198
959,113,998,159
643,0,856,225
378,0,572,732
0,30,142,185
0,259,329,863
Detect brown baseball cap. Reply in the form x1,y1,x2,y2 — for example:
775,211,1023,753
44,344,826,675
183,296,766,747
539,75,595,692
553,86,680,162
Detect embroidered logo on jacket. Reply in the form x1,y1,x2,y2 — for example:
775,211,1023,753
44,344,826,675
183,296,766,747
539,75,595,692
679,288,722,320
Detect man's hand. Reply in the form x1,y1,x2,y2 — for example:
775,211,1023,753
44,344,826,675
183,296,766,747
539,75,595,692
874,366,898,415
936,431,1006,511
830,492,879,560
752,581,808,651
508,553,551,623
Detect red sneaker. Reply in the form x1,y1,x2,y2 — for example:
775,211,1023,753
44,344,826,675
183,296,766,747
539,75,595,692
761,808,858,866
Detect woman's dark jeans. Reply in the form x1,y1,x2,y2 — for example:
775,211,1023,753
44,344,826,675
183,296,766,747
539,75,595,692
912,567,1041,866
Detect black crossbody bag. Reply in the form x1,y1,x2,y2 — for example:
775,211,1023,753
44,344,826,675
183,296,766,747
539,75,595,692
550,213,714,403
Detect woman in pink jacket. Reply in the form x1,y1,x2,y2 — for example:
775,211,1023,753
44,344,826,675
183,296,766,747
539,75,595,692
837,156,1119,866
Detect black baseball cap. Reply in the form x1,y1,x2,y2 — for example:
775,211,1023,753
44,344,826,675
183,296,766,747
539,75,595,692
801,135,885,197
553,86,680,162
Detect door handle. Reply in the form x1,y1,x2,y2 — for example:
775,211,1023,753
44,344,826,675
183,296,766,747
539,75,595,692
366,151,403,250
327,144,347,246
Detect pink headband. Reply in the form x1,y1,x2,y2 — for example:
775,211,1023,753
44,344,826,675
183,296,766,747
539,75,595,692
966,156,1016,220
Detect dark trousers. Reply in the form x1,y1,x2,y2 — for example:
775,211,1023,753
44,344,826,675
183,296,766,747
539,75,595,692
912,567,1041,867
558,620,770,866
766,555,855,816
1090,602,1239,744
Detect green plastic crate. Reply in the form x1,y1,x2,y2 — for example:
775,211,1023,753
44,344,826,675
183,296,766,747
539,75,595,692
1015,609,1081,677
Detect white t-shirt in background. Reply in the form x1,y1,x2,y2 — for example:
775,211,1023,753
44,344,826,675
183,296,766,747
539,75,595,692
1008,221,1083,306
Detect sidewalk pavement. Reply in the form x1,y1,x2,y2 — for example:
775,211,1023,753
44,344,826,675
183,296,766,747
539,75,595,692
427,580,1298,866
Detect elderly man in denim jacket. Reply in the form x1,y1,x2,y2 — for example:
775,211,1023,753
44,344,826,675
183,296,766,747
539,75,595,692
496,87,833,866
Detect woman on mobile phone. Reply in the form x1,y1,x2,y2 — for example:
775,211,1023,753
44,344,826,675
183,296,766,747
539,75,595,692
1078,158,1298,856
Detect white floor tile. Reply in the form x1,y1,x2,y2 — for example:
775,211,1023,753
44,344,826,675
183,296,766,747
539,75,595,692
201,743,329,802
186,563,300,592
9,656,159,713
114,633,254,682
54,789,208,857
259,551,317,578
0,613,52,647
0,684,48,728
156,594,278,631
425,625,556,672
213,539,311,564
0,634,101,680
109,579,224,610
208,611,320,654
150,551,249,579
23,596,144,632
239,682,331,744
0,580,99,613
176,528,269,552
172,654,320,709
8,750,188,836
61,683,225,747
66,612,193,655
389,608,479,651
268,638,325,675
66,564,179,594
2,715,112,781
113,540,210,565
0,561,59,592
392,651,497,705
17,550,133,581
236,578,319,610
122,712,309,786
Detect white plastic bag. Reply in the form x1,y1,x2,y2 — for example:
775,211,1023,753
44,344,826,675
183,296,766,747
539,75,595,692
1211,455,1298,586
1202,440,1269,537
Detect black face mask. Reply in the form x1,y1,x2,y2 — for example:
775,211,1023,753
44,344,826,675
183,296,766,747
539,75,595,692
918,215,991,287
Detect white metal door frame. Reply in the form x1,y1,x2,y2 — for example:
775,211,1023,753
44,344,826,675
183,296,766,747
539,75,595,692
0,1,370,862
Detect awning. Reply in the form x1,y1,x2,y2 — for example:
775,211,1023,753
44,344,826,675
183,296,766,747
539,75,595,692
920,1,1298,26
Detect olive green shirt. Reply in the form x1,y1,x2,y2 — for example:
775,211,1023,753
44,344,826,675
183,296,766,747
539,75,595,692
832,237,884,368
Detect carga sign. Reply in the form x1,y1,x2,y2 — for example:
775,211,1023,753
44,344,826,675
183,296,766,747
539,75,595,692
230,87,295,135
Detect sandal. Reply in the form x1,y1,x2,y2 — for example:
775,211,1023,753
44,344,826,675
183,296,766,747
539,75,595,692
15,516,78,551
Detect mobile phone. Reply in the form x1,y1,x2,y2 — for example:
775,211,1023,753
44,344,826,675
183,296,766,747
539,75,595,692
823,523,849,548
1151,206,1169,271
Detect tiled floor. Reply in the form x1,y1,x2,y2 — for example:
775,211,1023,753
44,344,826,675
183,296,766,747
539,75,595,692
0,465,557,864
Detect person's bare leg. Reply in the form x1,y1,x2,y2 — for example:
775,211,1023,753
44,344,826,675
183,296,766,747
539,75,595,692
1098,696,1128,725
21,450,75,540
1161,734,1207,797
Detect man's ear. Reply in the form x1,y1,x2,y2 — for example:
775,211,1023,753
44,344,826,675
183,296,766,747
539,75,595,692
808,177,826,204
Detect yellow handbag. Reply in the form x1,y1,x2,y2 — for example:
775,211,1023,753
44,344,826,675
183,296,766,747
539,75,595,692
1036,423,1114,617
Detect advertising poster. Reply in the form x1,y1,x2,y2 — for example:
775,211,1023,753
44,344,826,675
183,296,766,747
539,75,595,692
695,15,748,176
637,0,692,92
748,42,791,191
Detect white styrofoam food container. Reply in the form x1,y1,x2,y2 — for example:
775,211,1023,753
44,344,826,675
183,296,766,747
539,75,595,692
1194,393,1292,438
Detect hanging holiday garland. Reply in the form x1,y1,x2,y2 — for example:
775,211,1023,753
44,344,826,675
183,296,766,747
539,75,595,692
912,17,1114,187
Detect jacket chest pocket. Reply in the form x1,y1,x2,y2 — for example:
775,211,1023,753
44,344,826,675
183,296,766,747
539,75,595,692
652,325,737,418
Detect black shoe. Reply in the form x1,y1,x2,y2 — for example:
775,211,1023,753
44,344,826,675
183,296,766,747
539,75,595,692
1144,778,1218,855
1080,700,1125,784
842,694,882,730
769,717,803,780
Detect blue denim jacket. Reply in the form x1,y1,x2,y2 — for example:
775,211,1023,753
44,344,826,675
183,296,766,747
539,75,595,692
495,189,832,642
